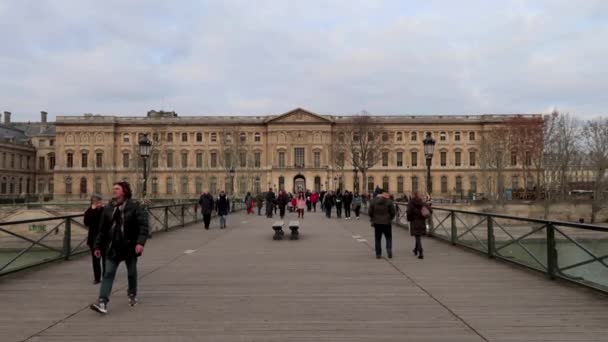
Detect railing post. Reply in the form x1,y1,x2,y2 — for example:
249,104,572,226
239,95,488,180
164,206,169,232
487,215,495,258
181,205,185,227
451,211,457,245
546,223,557,280
63,218,71,260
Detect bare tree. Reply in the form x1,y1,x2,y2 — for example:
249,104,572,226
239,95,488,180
506,116,545,194
219,127,250,196
583,117,608,223
479,126,509,201
334,112,388,193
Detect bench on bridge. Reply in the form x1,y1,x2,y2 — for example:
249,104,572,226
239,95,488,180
272,221,285,240
288,220,300,240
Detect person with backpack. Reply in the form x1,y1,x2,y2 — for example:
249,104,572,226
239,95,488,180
335,191,344,218
407,191,432,259
352,192,362,220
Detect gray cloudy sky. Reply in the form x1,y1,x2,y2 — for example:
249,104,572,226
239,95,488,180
1,0,607,122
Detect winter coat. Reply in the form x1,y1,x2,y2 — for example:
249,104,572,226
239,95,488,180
277,193,289,208
352,195,362,207
335,194,344,208
198,193,215,215
84,206,104,248
216,195,230,215
94,199,149,261
368,196,396,225
256,194,264,208
407,197,432,236
296,198,306,209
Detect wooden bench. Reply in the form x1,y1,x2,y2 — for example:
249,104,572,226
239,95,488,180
288,220,300,240
272,221,284,240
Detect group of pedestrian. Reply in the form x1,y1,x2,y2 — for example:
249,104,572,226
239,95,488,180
322,190,362,220
198,190,230,229
368,189,432,259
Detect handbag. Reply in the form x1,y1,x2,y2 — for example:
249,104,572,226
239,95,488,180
421,205,430,218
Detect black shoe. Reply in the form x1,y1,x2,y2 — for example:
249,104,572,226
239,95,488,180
128,295,138,307
376,255,382,259
418,254,424,259
388,251,393,259
93,280,100,285
204,226,209,230
413,249,418,256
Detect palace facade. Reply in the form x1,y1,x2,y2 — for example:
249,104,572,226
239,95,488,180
48,108,544,200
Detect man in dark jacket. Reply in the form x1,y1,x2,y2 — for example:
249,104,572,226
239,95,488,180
277,190,289,219
343,191,353,220
369,190,396,259
323,191,335,218
199,190,214,229
335,191,344,218
265,188,276,218
216,191,230,229
90,181,149,315
84,193,105,284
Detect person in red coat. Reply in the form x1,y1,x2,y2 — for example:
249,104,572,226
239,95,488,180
311,192,319,212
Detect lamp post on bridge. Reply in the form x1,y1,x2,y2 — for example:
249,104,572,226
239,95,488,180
423,132,436,196
138,134,152,200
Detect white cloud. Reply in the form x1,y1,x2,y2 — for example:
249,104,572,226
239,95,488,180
0,0,607,121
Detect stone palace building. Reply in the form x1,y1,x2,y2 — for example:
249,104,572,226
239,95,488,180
6,107,589,201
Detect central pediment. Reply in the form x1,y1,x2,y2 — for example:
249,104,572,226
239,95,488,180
265,108,333,124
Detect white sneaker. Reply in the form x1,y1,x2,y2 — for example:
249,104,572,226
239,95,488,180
90,301,108,314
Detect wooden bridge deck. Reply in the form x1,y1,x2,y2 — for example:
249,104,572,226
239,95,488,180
1,210,606,341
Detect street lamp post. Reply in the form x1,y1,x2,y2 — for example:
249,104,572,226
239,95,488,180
138,134,152,200
229,166,235,196
423,132,436,195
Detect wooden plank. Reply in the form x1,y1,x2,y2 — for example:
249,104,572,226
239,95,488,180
0,210,606,341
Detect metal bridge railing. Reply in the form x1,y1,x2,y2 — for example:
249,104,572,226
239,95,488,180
393,202,608,294
0,201,245,276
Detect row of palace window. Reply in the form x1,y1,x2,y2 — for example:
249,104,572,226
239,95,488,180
333,150,478,168
0,176,33,194
64,176,263,196
362,175,479,194
124,132,263,144
338,131,477,144
64,151,264,169
0,152,33,170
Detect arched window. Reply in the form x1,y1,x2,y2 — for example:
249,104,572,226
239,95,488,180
166,177,174,194
411,176,419,193
239,176,247,194
181,177,189,194
397,176,404,193
411,132,418,141
314,176,321,192
95,177,102,194
382,132,389,142
80,177,87,196
441,176,448,193
210,176,217,195
152,177,159,195
396,132,403,142
195,177,203,194
456,176,463,193
367,176,374,193
254,177,261,194
382,176,389,192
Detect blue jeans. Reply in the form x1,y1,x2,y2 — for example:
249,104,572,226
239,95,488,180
99,257,138,303
219,215,226,228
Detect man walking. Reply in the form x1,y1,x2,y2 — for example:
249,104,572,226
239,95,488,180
199,190,214,229
265,188,276,218
84,193,105,284
216,191,230,229
90,181,149,314
277,190,289,219
369,189,396,259
343,190,353,220
256,192,264,216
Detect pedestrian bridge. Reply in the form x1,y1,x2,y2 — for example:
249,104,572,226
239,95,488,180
1,205,607,341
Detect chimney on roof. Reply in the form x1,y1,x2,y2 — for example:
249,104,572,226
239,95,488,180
3,111,10,125
41,111,48,123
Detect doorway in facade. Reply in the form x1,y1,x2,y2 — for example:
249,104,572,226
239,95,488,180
294,175,306,193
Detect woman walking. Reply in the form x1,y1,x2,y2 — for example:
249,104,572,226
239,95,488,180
245,192,254,215
296,192,306,219
407,192,432,259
